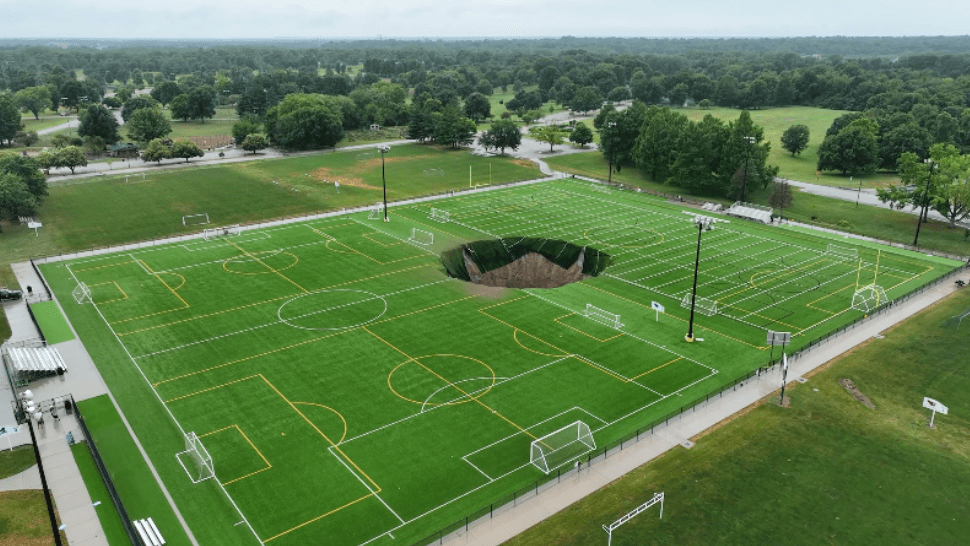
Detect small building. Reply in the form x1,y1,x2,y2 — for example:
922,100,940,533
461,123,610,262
108,142,139,158
370,123,381,132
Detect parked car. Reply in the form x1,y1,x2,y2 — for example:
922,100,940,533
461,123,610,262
0,287,23,301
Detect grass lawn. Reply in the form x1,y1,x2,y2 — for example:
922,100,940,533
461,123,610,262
40,178,959,546
151,119,236,140
0,445,35,479
0,490,68,546
21,117,70,133
28,301,76,344
70,440,140,546
503,287,970,546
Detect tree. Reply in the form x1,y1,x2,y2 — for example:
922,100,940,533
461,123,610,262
877,122,931,171
78,104,120,145
14,87,52,119
571,86,603,114
121,96,160,123
170,140,205,163
187,86,217,122
0,173,39,221
54,146,87,174
529,125,566,152
633,107,690,182
14,131,38,147
520,109,544,125
241,133,269,155
169,94,191,122
569,122,593,148
464,93,491,123
0,93,22,146
607,86,631,103
483,119,521,154
817,120,879,175
141,139,171,164
232,115,262,146
933,152,970,227
114,86,133,104
433,105,476,148
0,154,47,199
82,136,106,153
126,107,172,143
781,124,810,156
150,81,183,106
769,179,795,220
275,106,344,150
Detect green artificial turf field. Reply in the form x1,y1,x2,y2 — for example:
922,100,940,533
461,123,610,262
39,178,962,546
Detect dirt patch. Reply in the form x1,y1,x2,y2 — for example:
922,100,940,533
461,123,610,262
839,378,875,409
464,252,588,289
308,167,380,190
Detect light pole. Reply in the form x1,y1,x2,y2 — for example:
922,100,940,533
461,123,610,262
606,121,617,184
740,136,755,203
685,214,716,343
854,176,861,207
378,144,390,222
913,159,934,247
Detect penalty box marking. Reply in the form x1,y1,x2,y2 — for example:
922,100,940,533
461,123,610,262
198,424,273,486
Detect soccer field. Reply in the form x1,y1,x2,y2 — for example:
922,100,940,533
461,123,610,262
41,178,961,546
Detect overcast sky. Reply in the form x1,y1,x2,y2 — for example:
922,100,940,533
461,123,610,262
1,0,967,40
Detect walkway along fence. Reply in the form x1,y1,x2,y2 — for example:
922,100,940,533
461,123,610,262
72,395,145,546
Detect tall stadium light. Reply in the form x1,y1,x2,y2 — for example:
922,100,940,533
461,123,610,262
606,121,617,184
378,145,390,222
685,214,716,343
913,158,934,247
740,136,756,203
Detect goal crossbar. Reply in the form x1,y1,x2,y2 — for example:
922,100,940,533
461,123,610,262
680,292,718,316
72,282,92,304
408,228,434,245
203,225,241,240
851,284,888,313
178,432,214,483
585,304,623,329
429,208,451,223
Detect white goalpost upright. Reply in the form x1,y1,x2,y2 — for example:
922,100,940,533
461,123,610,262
182,213,210,226
680,292,718,316
368,202,385,220
585,304,623,329
530,421,596,474
178,432,215,483
429,208,451,223
407,228,434,245
203,225,241,240
72,282,92,304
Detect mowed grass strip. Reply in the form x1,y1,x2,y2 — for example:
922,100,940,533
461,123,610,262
0,490,69,546
502,288,970,546
28,300,76,344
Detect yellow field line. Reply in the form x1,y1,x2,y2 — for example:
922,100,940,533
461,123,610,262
630,357,682,381
199,424,273,486
262,493,374,543
553,314,624,342
226,239,309,294
292,402,349,445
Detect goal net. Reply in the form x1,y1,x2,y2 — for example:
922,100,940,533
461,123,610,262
423,168,444,177
368,202,385,220
429,208,451,223
72,282,92,304
585,304,622,329
179,432,215,483
680,292,718,316
408,228,434,246
203,225,241,240
851,284,888,313
182,213,209,226
826,244,858,261
530,421,596,474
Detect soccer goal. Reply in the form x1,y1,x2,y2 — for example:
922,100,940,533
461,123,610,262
182,213,210,226
368,202,386,220
585,304,623,329
407,228,434,245
429,208,451,223
851,284,888,313
530,421,597,474
680,292,718,316
423,168,444,177
72,282,92,305
203,225,241,240
826,244,858,261
356,152,374,161
178,432,215,484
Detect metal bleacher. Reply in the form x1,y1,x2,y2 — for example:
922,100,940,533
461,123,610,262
725,201,773,224
2,346,67,381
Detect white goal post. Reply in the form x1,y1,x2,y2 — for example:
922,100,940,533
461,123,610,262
407,228,434,245
826,244,858,261
178,432,215,483
368,202,386,220
851,284,888,313
423,168,444,177
72,282,92,304
182,213,210,226
203,225,241,240
429,208,451,223
530,421,597,474
585,304,623,329
680,292,718,316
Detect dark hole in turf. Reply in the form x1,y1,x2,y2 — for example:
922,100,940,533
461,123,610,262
440,238,612,289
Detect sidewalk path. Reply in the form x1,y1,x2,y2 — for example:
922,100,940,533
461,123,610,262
0,464,41,491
